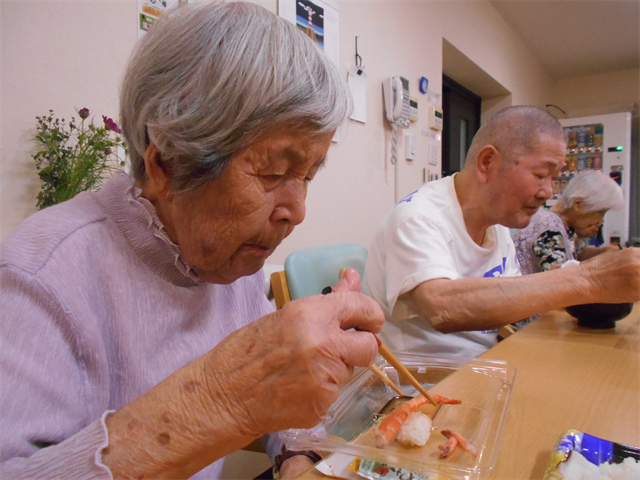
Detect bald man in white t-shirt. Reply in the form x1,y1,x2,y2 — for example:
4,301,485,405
366,106,640,357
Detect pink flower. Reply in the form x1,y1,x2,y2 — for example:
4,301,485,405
102,115,122,134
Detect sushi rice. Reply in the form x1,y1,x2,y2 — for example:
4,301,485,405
395,411,433,447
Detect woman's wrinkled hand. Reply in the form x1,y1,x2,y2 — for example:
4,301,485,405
201,268,384,438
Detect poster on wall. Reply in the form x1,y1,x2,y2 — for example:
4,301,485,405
278,0,339,64
138,0,188,38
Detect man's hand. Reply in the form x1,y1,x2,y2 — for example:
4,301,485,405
579,247,640,303
406,247,639,335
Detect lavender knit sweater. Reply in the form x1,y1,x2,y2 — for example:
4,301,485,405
0,172,276,479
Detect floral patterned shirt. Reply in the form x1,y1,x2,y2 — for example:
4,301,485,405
532,228,585,271
513,208,581,275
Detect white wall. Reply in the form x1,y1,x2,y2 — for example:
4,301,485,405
1,0,553,264
550,69,639,118
1,1,137,240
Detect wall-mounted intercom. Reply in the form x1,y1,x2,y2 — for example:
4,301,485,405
409,97,418,123
429,105,443,131
383,76,410,128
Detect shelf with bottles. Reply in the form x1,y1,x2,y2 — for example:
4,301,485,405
564,153,602,173
564,123,604,155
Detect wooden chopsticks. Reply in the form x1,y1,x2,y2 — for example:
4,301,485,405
337,268,437,406
374,336,438,406
368,364,404,396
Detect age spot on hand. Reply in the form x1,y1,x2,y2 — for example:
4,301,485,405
157,432,171,445
160,411,172,424
127,419,140,430
183,380,200,393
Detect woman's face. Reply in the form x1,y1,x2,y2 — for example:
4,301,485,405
158,129,334,284
569,209,606,238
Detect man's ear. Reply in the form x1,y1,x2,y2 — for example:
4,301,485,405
476,145,499,184
142,144,173,201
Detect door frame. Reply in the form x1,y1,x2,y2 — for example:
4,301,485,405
442,74,482,177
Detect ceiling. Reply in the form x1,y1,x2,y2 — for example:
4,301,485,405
489,0,640,80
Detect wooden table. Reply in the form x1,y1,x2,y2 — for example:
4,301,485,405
296,304,639,479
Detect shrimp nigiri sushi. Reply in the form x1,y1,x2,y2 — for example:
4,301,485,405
374,394,460,448
395,411,433,446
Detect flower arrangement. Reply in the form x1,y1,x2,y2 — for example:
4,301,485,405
32,108,127,209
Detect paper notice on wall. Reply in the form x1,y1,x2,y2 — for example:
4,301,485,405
347,66,367,124
138,0,185,38
421,128,441,141
427,89,441,106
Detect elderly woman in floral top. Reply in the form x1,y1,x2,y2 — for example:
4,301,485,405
514,170,623,274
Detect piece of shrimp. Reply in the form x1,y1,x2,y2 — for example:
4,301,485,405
375,395,429,447
374,394,462,447
431,394,462,405
440,429,479,457
438,435,458,458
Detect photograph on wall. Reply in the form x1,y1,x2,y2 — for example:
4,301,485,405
296,0,325,50
137,0,186,38
278,0,339,64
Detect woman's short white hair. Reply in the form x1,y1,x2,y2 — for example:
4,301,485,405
557,170,624,213
120,1,351,192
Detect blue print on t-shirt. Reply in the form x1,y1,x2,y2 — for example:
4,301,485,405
484,257,507,278
397,190,419,205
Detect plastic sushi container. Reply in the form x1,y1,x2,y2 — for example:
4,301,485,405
281,353,516,480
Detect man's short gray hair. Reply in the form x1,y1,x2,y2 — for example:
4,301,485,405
465,105,566,167
557,170,623,213
120,1,351,192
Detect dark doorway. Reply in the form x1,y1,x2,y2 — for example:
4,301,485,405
442,75,481,177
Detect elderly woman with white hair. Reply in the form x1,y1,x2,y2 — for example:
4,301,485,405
0,3,384,480
514,170,624,274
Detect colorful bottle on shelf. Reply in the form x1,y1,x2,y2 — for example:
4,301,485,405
566,129,577,149
594,124,604,147
593,155,602,170
585,156,594,169
585,125,594,148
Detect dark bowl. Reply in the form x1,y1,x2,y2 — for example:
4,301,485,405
565,303,633,329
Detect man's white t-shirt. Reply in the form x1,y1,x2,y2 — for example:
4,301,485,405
365,175,521,358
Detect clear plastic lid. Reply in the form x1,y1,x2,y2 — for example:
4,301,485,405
281,353,516,480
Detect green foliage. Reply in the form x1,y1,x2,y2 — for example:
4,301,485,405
32,109,127,209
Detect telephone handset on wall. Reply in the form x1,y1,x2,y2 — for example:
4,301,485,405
383,76,410,128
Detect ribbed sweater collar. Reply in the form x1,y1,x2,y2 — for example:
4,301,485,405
95,172,203,287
